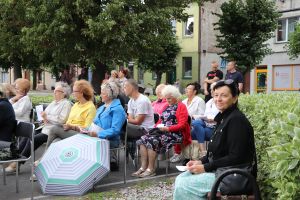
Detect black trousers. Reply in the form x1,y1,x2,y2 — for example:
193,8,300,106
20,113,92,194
18,132,48,159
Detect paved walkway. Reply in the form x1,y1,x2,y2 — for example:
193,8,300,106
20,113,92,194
1,144,180,200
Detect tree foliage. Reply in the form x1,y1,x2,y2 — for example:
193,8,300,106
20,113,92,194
0,0,213,89
138,33,180,88
287,23,300,59
214,0,280,74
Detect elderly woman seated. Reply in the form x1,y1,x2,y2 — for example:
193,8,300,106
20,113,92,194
85,81,126,169
86,81,126,146
170,82,205,163
9,78,32,122
151,84,168,117
131,85,191,178
45,80,96,148
0,84,16,143
5,82,73,172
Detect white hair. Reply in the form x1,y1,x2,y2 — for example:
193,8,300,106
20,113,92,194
161,85,181,99
55,82,71,98
101,81,120,99
155,84,166,94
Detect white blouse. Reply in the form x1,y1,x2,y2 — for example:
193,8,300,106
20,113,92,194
10,95,32,122
182,96,206,117
204,98,219,127
41,99,72,135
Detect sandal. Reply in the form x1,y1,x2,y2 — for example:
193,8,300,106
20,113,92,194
131,168,145,177
139,168,156,178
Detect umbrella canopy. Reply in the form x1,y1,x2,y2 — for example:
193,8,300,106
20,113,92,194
35,134,110,195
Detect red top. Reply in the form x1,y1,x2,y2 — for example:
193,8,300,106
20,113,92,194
155,101,192,147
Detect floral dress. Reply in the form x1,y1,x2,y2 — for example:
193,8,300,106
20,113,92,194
136,104,183,154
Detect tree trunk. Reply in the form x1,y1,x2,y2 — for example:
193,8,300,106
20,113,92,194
243,70,251,94
91,62,106,94
13,65,22,80
155,71,163,92
32,69,37,90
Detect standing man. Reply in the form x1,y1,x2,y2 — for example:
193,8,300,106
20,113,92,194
203,61,223,102
123,79,155,161
225,61,243,92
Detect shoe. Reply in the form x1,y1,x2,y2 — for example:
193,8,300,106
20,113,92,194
5,166,16,173
131,168,145,177
34,160,40,167
170,154,182,163
30,174,37,182
139,168,156,178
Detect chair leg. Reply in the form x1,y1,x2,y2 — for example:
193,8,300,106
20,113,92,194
16,162,19,193
166,151,170,175
31,157,34,199
117,149,120,166
2,165,6,185
135,146,139,170
124,148,127,184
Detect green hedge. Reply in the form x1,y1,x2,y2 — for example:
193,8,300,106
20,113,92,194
239,93,300,200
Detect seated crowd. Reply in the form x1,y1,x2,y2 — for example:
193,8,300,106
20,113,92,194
0,71,257,198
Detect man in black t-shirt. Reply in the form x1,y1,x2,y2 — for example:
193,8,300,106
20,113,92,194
225,61,243,92
203,61,223,102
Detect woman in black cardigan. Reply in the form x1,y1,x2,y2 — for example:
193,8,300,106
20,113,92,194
0,84,16,142
173,79,256,200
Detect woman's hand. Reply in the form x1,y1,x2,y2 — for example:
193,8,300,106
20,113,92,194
63,124,72,131
186,160,205,174
41,111,48,123
186,160,202,167
10,94,24,103
88,131,97,137
206,118,214,123
159,126,169,132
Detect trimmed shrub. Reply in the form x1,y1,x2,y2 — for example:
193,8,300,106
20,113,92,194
239,93,300,200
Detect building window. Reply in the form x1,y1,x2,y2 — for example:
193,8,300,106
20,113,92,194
276,17,299,42
272,65,300,90
183,16,194,36
171,19,176,34
1,71,8,83
182,57,192,78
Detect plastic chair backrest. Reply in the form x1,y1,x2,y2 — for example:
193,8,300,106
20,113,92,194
15,121,34,140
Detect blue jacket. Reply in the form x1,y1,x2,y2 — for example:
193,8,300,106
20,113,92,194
93,99,126,141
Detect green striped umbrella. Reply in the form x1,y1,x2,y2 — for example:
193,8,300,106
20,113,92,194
35,134,110,195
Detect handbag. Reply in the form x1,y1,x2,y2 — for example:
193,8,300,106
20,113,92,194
148,128,165,136
215,163,253,195
0,139,20,161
